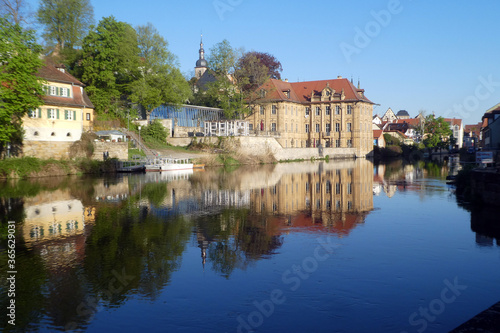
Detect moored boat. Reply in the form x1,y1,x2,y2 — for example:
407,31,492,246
145,158,194,172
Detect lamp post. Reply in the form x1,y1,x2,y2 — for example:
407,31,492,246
138,126,141,151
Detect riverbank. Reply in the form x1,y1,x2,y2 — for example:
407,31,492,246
0,157,118,179
450,301,500,332
0,151,337,179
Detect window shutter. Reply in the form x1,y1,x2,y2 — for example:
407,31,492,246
47,109,50,118
56,109,60,119
38,108,41,118
73,111,76,121
64,110,68,120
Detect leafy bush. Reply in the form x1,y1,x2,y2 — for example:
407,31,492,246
383,133,401,146
143,120,168,142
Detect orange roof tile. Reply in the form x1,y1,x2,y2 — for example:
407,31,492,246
255,78,374,104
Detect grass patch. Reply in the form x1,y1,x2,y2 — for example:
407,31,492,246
128,148,146,159
217,154,240,170
279,158,305,163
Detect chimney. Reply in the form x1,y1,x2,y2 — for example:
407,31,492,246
337,75,342,79
284,78,288,82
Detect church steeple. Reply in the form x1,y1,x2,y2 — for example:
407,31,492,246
199,34,205,61
195,34,208,78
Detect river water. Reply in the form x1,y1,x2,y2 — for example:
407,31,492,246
1,159,499,333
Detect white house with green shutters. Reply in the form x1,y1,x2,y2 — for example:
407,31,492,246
23,59,94,144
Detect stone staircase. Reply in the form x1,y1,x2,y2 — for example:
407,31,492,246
120,128,158,159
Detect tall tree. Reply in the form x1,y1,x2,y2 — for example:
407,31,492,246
0,17,44,150
80,16,140,114
0,0,33,26
130,23,191,115
234,53,269,93
243,51,282,80
37,0,94,50
207,39,240,76
201,39,247,119
422,115,452,149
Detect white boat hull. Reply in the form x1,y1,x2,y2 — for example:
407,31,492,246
145,158,194,172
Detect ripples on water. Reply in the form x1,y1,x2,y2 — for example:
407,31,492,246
0,159,499,333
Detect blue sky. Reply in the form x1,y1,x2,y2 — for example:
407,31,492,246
30,0,500,124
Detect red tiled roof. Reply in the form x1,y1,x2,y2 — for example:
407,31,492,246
373,129,383,138
36,59,94,109
36,59,84,86
464,122,483,134
443,118,462,127
256,78,374,104
395,118,421,127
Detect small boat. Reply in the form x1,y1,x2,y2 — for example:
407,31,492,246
193,164,205,169
145,158,194,172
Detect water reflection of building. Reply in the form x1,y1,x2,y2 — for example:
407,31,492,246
470,206,500,247
94,176,130,202
250,159,373,222
23,190,95,248
373,162,433,197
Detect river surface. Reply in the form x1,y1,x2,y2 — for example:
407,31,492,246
1,159,499,333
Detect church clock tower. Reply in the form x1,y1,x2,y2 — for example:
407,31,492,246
195,35,208,78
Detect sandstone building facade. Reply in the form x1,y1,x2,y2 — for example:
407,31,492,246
245,77,375,157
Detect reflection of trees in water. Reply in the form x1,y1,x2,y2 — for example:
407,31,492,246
195,209,284,278
84,202,192,302
0,240,48,332
141,182,169,207
0,194,192,332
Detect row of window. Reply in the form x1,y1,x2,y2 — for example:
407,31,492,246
32,130,74,137
306,123,352,133
45,85,72,98
29,109,91,121
29,108,78,120
253,122,354,134
307,105,352,116
259,105,354,116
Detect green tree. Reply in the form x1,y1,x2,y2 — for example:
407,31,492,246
207,39,240,76
80,16,140,115
0,17,44,150
37,0,94,51
422,115,452,149
130,23,191,116
203,39,247,119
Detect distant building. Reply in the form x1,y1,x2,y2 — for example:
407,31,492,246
482,103,500,149
463,122,483,149
382,108,397,122
396,110,410,119
443,118,464,149
373,130,385,148
194,35,208,79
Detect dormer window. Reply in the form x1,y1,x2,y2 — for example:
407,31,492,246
283,90,290,98
47,85,71,98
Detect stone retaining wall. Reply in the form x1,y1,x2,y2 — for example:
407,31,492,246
23,141,76,159
166,136,363,160
92,142,128,161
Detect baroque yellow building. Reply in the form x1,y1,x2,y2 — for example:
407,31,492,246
246,77,374,156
